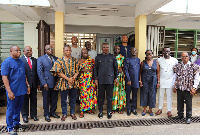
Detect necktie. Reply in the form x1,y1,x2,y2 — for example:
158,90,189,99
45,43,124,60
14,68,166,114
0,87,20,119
28,57,32,69
50,56,53,64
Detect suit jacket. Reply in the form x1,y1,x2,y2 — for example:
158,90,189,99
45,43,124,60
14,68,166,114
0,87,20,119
37,54,58,88
20,55,38,88
124,57,140,88
94,53,118,84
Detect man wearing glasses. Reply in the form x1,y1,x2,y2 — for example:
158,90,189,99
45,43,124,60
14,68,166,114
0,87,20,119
173,52,200,124
155,47,178,117
37,45,60,122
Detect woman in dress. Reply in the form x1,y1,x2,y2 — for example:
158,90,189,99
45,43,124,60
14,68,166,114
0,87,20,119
112,45,126,114
78,49,97,118
140,50,160,116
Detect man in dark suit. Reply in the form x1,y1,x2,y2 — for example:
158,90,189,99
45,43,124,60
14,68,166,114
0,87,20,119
94,43,118,119
37,45,60,122
20,46,39,123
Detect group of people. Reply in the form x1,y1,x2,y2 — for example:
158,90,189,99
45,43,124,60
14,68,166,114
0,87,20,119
1,35,200,135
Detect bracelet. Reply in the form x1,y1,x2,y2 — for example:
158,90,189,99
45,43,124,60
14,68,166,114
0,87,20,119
27,85,30,87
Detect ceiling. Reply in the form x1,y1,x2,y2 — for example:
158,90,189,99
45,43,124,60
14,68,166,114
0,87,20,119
0,0,200,32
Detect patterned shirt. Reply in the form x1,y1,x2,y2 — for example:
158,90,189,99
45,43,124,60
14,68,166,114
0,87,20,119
50,56,79,90
173,61,200,91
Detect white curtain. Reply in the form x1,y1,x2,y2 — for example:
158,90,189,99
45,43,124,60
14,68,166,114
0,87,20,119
147,26,161,57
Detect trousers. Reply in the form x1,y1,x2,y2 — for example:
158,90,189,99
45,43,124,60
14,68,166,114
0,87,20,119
98,84,114,113
21,87,37,118
177,89,192,118
42,88,59,117
61,88,77,115
7,95,24,132
158,88,173,111
126,85,138,111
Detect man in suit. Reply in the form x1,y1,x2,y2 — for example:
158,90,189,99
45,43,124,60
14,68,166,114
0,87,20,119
94,43,118,119
20,46,39,123
37,45,60,122
124,47,140,116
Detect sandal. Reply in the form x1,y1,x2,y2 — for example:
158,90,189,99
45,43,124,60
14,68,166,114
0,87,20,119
79,112,84,118
155,109,162,115
118,110,124,114
70,114,77,120
142,110,147,116
148,110,154,116
61,115,67,122
112,110,116,114
87,110,95,115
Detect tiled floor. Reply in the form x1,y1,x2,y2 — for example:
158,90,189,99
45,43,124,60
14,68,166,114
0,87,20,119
1,90,200,125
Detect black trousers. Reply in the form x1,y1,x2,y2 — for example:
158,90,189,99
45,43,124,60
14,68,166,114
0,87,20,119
98,84,114,113
177,89,192,118
126,85,138,111
21,87,37,118
42,88,59,117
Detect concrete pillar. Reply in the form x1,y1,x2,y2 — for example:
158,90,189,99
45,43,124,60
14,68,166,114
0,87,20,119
135,15,147,109
24,22,38,58
55,12,65,112
135,15,147,61
55,12,65,57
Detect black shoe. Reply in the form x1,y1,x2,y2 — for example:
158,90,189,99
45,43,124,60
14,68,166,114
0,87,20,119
23,117,29,123
98,112,103,119
132,110,138,116
107,112,112,119
14,124,28,129
45,116,51,122
127,110,131,116
173,115,184,120
50,114,60,118
31,116,39,121
186,118,191,124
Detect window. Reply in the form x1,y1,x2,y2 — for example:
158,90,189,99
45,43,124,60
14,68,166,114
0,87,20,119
0,23,24,64
65,33,96,50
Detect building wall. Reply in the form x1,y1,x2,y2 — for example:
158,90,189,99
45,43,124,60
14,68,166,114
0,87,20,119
24,22,38,58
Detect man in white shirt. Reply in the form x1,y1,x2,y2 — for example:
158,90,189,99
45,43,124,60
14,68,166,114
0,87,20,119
85,41,97,60
155,47,178,117
71,36,82,60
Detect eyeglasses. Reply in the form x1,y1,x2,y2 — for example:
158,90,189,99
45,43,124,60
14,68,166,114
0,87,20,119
146,53,152,56
163,51,170,53
46,48,53,51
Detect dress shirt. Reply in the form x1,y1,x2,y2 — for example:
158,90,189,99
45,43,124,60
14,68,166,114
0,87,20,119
46,54,55,63
24,55,32,65
158,57,178,88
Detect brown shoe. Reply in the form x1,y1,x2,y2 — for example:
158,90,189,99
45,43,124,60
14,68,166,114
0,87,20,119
70,114,77,120
167,111,172,117
61,115,67,122
155,109,162,115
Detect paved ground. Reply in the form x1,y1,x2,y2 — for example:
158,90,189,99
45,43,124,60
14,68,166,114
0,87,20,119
1,90,200,134
8,123,200,135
